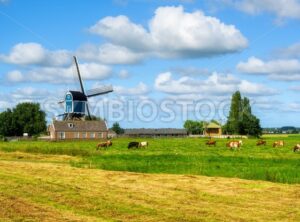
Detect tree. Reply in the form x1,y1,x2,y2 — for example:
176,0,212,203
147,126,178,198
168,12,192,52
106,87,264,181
210,119,220,125
184,120,204,135
225,91,242,134
223,91,262,137
12,103,46,136
0,109,15,136
111,122,124,135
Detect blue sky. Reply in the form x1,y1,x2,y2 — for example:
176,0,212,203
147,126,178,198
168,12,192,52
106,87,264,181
1,0,300,128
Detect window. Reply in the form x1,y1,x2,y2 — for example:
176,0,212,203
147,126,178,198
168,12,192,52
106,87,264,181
58,132,65,139
74,132,80,139
73,101,86,114
98,132,103,138
68,123,74,128
82,132,87,139
90,132,95,139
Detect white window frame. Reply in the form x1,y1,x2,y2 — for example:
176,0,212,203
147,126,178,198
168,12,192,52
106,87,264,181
74,132,80,139
58,132,65,139
90,132,95,139
98,132,103,138
82,132,87,139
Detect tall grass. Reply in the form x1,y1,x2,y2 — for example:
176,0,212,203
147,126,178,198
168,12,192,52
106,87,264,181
0,137,299,183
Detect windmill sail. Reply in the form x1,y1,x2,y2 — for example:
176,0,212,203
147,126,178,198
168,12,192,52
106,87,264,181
73,56,86,94
86,85,113,98
58,56,113,121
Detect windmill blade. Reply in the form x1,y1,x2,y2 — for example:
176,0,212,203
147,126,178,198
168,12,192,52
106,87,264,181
86,85,113,98
73,56,86,94
86,102,92,120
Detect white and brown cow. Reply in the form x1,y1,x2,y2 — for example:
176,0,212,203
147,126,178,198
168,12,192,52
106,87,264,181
273,140,284,148
226,140,242,150
139,141,149,148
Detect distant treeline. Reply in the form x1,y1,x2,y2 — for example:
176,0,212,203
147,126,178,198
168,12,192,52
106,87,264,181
263,126,300,134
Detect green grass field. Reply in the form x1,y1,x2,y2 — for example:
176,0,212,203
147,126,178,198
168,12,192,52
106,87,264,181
0,136,299,184
0,136,299,221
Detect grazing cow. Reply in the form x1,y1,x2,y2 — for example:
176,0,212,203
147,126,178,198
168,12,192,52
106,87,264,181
139,141,148,148
293,144,300,152
206,140,216,146
226,140,242,150
273,140,284,148
128,141,140,149
97,140,112,149
256,140,266,146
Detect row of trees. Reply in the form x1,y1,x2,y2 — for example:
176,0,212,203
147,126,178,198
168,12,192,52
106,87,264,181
0,103,46,137
183,91,262,137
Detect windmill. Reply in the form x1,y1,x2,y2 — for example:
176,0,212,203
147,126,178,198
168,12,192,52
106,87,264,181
59,56,113,121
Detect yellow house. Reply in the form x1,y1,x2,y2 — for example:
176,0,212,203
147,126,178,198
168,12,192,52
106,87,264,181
204,122,222,137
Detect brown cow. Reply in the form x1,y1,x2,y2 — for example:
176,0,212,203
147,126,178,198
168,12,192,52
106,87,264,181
97,140,112,149
273,140,284,148
206,140,216,146
256,140,266,146
293,144,300,152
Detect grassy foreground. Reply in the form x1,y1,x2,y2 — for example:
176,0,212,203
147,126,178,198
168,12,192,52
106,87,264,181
0,153,299,222
0,136,299,183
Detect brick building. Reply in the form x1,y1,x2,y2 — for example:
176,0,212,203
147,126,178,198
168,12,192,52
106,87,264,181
48,120,108,140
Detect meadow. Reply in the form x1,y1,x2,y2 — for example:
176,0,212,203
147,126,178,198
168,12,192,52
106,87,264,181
0,136,299,184
0,136,299,221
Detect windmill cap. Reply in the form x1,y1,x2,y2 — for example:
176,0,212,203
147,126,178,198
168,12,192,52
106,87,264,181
67,91,87,101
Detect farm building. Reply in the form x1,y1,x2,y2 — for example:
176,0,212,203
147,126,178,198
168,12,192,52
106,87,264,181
204,122,222,137
124,128,188,138
107,129,117,138
48,120,108,140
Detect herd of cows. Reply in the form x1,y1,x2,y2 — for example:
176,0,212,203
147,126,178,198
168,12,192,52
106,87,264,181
97,139,300,152
207,139,300,152
97,140,149,149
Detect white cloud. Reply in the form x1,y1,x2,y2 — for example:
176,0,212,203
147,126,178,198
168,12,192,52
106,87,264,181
150,6,247,57
77,43,145,64
0,42,71,66
290,85,300,91
171,66,211,76
155,71,277,96
0,87,56,112
6,70,24,82
282,102,300,112
114,82,150,95
275,42,300,58
215,0,300,19
251,98,281,111
89,6,248,58
89,15,152,52
5,63,112,84
269,74,300,81
0,100,13,111
238,80,277,96
93,81,149,96
237,57,300,81
118,69,130,79
11,87,50,100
